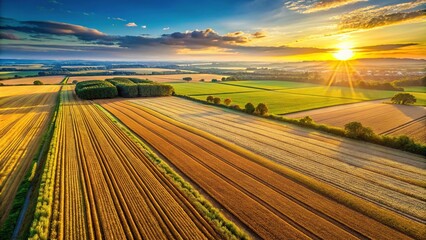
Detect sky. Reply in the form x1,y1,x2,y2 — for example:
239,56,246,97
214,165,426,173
0,0,425,61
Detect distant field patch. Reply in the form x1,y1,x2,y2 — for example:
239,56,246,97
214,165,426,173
191,90,360,114
278,86,397,100
0,71,40,79
69,74,227,83
0,75,65,85
285,100,426,143
173,80,401,114
404,86,426,93
407,91,426,106
112,68,195,74
170,82,256,95
223,80,319,90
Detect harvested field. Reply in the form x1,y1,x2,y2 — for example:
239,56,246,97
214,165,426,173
118,97,426,225
68,74,226,83
0,75,66,85
111,68,195,74
285,100,426,143
0,85,60,224
99,97,418,239
29,85,220,239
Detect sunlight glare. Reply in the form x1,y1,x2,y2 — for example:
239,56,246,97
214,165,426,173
333,48,354,61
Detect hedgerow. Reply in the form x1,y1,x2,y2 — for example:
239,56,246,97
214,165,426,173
137,83,174,97
75,80,118,99
75,79,174,99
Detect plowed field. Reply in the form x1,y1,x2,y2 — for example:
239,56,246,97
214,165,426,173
100,97,418,239
285,100,426,142
30,86,219,239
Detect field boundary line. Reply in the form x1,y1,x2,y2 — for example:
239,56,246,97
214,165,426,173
129,101,426,240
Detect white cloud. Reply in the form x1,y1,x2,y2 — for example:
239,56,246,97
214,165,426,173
126,22,137,27
113,17,127,21
141,25,147,29
163,27,170,31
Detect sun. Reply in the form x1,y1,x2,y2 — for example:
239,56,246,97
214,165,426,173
333,48,354,61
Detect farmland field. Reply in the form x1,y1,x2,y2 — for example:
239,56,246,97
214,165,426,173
285,100,426,143
119,97,426,227
407,91,426,106
99,97,420,239
29,85,220,239
0,85,60,224
0,71,40,79
69,74,227,83
111,68,195,74
171,81,402,114
222,80,320,90
404,86,426,93
0,75,66,85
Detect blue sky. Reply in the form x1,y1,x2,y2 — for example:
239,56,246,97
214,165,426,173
0,0,425,60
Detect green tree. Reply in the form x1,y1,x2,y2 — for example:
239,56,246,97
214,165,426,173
255,103,268,115
206,95,214,102
72,80,78,84
33,80,43,85
299,116,313,125
245,103,255,114
224,98,232,106
213,97,221,104
391,93,416,105
344,122,374,139
183,77,192,81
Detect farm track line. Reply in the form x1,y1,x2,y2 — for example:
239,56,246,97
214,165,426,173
103,100,412,240
381,116,426,135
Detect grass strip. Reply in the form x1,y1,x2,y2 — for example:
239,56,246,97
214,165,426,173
0,86,62,239
95,103,250,240
60,76,69,85
134,101,426,240
27,87,63,240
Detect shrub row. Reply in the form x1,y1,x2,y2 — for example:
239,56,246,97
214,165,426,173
75,80,118,100
75,79,174,99
178,94,426,156
138,84,174,97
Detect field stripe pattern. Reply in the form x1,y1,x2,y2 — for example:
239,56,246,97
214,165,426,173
100,98,415,239
33,86,219,239
0,85,60,224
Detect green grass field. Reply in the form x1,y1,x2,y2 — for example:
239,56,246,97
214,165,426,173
171,82,257,95
404,86,426,93
0,71,40,79
171,80,405,114
191,90,361,114
278,87,397,101
221,80,319,90
408,92,426,106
